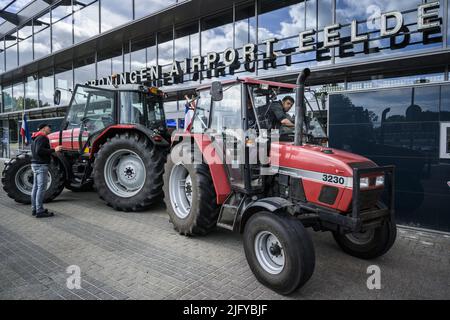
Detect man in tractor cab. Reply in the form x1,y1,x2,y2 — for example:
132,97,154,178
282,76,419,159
30,123,63,218
268,96,295,129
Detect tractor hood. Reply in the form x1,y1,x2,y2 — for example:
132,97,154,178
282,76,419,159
48,132,60,148
270,142,377,177
47,128,89,150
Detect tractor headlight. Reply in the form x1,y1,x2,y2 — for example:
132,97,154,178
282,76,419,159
375,175,385,186
360,177,369,189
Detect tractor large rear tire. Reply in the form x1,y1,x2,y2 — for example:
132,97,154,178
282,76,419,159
243,212,315,295
93,132,166,212
163,143,219,235
332,219,397,260
1,153,65,204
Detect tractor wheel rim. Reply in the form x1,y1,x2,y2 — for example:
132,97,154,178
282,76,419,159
345,229,375,245
104,149,146,198
15,164,52,195
254,231,285,275
169,164,192,219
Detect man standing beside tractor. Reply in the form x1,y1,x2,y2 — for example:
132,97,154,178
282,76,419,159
30,123,63,218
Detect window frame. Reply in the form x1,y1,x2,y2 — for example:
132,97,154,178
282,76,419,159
440,122,450,159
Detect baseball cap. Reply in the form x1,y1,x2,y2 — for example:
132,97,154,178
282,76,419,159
38,123,52,130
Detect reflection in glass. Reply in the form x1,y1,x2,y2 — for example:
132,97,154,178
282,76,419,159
235,3,256,48
335,0,442,63
440,85,450,121
330,86,440,126
202,10,233,55
130,35,157,72
134,0,176,19
258,0,305,40
74,1,99,44
13,82,25,111
52,16,73,52
0,51,4,74
0,39,4,74
6,43,18,72
8,119,19,158
55,64,74,106
158,30,174,66
348,73,445,91
25,75,39,109
258,0,310,75
101,0,133,32
97,48,123,79
19,36,33,66
2,86,13,112
175,23,199,82
74,55,96,85
34,27,51,59
52,3,72,22
317,0,333,28
112,55,123,75
34,11,51,59
39,68,54,108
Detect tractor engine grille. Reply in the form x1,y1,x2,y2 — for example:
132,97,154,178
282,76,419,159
359,188,383,210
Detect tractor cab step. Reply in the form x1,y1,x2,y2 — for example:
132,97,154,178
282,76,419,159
217,193,248,231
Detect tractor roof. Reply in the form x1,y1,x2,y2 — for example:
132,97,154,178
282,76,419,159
79,84,163,95
196,77,297,91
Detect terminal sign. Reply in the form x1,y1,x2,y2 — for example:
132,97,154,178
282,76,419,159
87,2,442,87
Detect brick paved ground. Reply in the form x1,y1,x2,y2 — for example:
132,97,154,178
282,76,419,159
0,165,449,300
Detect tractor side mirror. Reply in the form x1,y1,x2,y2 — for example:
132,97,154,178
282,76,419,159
211,81,223,101
54,89,61,106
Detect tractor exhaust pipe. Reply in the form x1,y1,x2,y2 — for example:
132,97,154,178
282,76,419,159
294,68,311,146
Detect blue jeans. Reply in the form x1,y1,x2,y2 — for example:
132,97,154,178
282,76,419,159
31,164,49,214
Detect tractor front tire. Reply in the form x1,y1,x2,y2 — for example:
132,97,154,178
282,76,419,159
163,143,219,236
332,219,397,259
1,153,65,204
243,212,315,295
93,132,166,211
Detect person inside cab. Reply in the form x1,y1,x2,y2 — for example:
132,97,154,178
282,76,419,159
268,96,295,129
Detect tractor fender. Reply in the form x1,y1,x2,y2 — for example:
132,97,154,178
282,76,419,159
90,124,169,157
238,197,295,233
170,132,231,204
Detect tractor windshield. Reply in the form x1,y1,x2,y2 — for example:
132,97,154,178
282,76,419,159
66,85,115,134
119,91,165,130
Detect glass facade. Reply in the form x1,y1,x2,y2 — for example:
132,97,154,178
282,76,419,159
329,83,450,232
0,0,448,231
0,0,449,157
0,0,448,111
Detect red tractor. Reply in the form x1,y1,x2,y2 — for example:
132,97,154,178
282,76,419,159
163,69,396,294
2,84,169,211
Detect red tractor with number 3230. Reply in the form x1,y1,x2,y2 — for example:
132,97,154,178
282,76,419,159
163,69,396,294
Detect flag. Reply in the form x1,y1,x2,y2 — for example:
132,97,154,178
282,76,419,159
20,114,31,145
184,97,196,132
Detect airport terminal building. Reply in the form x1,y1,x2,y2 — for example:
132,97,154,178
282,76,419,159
0,0,449,231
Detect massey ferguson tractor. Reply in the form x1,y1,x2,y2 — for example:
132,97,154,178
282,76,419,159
2,83,169,211
163,69,397,295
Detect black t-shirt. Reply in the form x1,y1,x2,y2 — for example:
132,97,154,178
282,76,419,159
268,101,293,129
31,135,53,164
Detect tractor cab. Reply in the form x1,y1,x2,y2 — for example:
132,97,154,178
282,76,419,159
192,78,327,143
190,78,327,194
55,84,167,155
3,82,169,211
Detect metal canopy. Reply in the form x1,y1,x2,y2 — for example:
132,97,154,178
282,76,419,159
0,10,19,25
